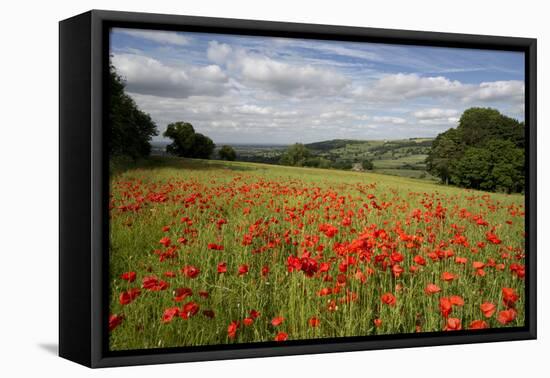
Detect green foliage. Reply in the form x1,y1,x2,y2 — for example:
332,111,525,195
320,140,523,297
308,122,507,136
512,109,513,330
361,159,374,170
426,128,464,184
279,144,312,166
163,122,215,159
331,160,353,170
219,145,237,161
427,107,525,192
450,140,524,193
303,157,332,169
109,63,158,159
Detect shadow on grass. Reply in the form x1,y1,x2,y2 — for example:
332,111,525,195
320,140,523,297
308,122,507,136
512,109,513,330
111,156,259,175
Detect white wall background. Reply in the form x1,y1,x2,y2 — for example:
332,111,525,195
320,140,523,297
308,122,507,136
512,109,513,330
0,0,546,376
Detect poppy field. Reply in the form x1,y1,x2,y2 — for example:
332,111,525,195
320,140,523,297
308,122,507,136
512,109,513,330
108,157,526,351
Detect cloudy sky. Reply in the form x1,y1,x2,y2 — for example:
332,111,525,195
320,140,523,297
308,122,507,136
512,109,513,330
110,28,525,144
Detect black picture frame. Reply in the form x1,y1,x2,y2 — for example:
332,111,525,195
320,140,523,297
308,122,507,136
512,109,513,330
59,9,537,368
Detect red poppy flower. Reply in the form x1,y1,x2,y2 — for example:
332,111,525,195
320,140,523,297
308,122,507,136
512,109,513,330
317,287,332,296
173,287,193,302
480,302,496,318
502,287,519,308
444,317,462,331
271,316,284,326
497,309,517,325
391,264,404,277
441,271,457,282
373,318,382,328
227,321,239,339
109,314,124,331
425,283,441,295
202,310,215,318
162,307,180,323
121,271,136,282
142,276,168,291
486,231,502,244
208,243,224,251
319,262,330,272
159,237,171,247
180,301,200,319
250,309,260,319
217,262,227,274
469,320,489,330
119,288,141,305
455,257,467,264
261,265,270,277
238,264,249,275
243,317,254,326
199,291,209,298
301,257,319,277
318,223,338,238
439,297,452,318
274,332,288,342
381,293,396,306
163,271,176,278
472,261,485,269
413,255,426,266
450,295,464,306
308,317,320,327
182,265,200,279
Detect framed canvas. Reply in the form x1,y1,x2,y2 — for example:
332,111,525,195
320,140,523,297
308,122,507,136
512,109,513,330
59,10,537,368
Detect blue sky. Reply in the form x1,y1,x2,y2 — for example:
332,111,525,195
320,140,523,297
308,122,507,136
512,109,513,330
110,28,525,144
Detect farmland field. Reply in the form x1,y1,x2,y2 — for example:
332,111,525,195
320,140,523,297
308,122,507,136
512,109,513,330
109,157,525,351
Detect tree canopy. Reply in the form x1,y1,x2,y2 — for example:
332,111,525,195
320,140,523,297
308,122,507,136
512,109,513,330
109,63,158,159
426,107,525,193
279,144,312,167
163,122,215,159
219,145,237,161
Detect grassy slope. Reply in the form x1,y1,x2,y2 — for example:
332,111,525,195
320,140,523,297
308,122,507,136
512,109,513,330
109,157,525,350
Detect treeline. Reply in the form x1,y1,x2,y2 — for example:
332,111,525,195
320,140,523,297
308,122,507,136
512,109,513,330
109,63,158,159
426,107,525,193
279,143,373,171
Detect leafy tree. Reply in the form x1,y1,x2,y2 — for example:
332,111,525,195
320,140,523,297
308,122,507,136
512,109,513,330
303,157,331,169
458,107,524,148
163,122,215,159
331,160,353,170
449,147,491,190
219,145,237,161
449,140,524,193
426,128,464,184
109,63,158,159
279,144,312,167
361,159,374,170
427,107,525,192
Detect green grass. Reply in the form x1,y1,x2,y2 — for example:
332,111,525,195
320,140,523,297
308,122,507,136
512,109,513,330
109,157,526,350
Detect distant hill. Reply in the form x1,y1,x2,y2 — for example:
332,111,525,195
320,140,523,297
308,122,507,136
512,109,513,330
305,139,368,151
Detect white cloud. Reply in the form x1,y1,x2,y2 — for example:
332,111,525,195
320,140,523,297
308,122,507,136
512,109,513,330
207,41,233,64
112,53,229,98
206,41,350,97
115,28,191,46
418,117,459,126
413,108,459,119
371,116,407,124
463,80,524,103
236,54,349,97
234,104,272,115
356,73,466,101
355,73,524,106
